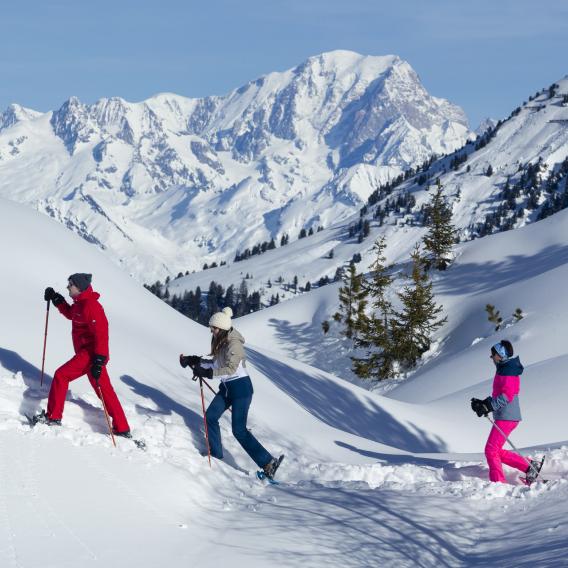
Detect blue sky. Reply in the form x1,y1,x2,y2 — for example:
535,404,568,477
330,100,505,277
1,0,567,128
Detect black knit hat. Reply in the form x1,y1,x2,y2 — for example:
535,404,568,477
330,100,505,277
68,273,92,292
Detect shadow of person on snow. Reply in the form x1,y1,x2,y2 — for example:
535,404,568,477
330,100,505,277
0,346,51,419
121,374,203,445
0,346,123,434
247,348,447,453
120,374,246,471
334,441,487,481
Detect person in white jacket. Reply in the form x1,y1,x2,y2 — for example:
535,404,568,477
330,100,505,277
180,307,283,479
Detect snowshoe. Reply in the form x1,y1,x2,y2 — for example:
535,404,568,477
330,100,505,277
257,454,285,484
112,429,132,439
112,429,146,450
27,410,61,427
521,456,546,485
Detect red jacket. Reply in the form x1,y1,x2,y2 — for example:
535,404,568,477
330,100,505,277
57,286,109,358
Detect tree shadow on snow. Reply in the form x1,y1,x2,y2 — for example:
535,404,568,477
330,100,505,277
438,244,568,297
206,482,474,567
247,348,447,453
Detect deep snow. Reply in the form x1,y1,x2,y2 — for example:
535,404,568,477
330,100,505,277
1,194,568,567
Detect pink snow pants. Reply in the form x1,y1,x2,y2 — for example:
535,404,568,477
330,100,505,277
485,419,528,483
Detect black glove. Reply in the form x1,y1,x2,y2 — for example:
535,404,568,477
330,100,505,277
179,355,201,369
44,287,64,306
193,365,213,380
471,397,493,417
90,354,107,381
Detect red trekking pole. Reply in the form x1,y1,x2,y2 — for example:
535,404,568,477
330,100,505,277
97,383,116,448
197,375,212,468
201,376,231,413
40,299,51,387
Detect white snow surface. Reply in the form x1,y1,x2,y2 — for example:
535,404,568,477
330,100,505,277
2,167,568,566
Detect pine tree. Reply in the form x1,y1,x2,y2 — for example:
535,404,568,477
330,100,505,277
352,237,396,380
392,246,447,368
512,308,524,323
235,280,249,316
422,185,456,270
485,304,503,331
337,263,368,340
224,285,235,312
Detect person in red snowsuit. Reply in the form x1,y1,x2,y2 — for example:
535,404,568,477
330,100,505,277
38,273,131,436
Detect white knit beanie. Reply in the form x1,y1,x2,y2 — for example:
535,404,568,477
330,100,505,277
209,307,233,330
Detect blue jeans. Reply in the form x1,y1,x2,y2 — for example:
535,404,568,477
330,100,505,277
205,376,272,468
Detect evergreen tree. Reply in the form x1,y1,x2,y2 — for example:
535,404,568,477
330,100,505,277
422,185,456,270
206,281,224,318
485,304,503,331
352,237,396,379
512,308,524,323
224,285,236,313
249,291,261,313
391,246,447,368
337,263,368,340
235,280,249,316
193,287,203,322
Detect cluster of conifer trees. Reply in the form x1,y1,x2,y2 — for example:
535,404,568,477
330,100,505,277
469,156,568,238
333,187,455,380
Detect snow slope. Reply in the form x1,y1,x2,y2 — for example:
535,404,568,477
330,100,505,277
2,195,568,566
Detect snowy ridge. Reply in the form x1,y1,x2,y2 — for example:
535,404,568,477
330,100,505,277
0,50,469,281
168,74,568,324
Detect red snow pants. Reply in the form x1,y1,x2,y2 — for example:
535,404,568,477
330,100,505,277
47,350,130,432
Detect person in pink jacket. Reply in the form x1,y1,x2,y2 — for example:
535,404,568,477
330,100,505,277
471,340,540,484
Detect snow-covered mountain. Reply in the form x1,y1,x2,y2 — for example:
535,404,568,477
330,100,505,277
474,117,499,137
169,76,568,325
0,50,469,281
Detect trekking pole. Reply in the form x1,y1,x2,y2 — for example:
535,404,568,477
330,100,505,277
485,415,541,478
199,376,232,413
200,376,218,397
97,383,116,448
197,376,212,468
40,299,51,387
189,366,232,414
